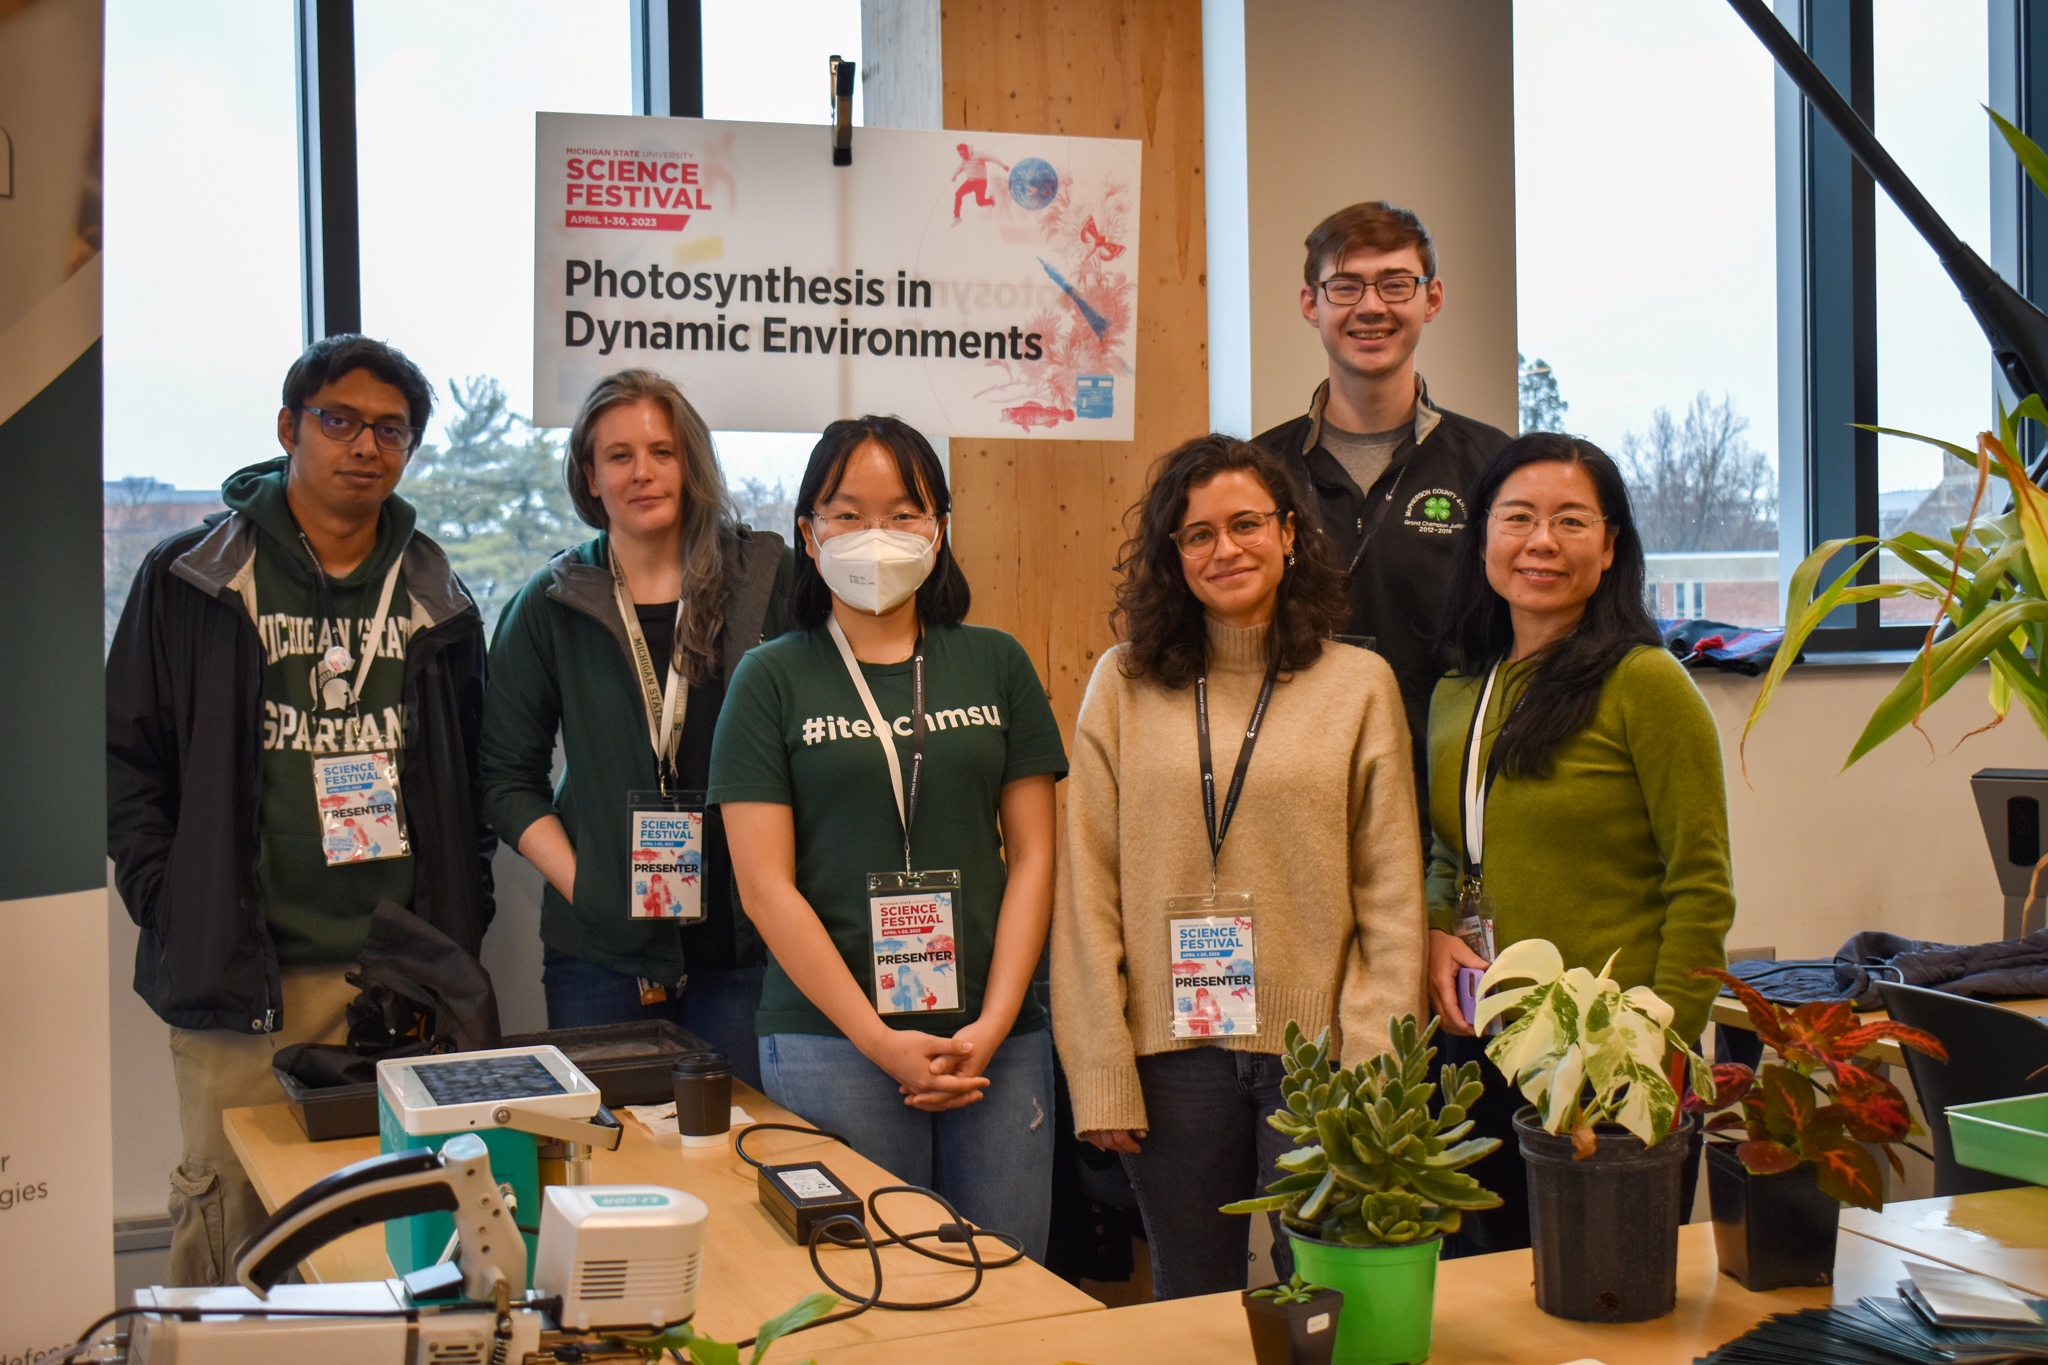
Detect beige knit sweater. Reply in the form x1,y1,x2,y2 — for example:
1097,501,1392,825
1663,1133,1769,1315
1052,619,1427,1135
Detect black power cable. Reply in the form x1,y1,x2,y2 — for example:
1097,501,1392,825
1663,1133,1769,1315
727,1123,1027,1348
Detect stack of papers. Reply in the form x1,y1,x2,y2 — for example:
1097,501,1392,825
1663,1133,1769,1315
1697,1288,2048,1363
1901,1262,2048,1330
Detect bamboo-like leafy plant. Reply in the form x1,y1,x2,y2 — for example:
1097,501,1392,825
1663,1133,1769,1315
1220,1016,1502,1246
1745,110,2048,788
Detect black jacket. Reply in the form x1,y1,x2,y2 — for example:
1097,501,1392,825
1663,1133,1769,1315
1255,379,1512,808
106,512,496,1034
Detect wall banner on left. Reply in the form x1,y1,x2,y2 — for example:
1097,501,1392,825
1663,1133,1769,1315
0,0,113,1354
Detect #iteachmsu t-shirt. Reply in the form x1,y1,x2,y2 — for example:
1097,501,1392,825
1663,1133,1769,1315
707,622,1068,1037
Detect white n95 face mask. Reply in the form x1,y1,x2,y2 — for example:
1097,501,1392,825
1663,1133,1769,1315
815,526,939,614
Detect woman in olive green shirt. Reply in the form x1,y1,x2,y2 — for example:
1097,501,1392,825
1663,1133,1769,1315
1424,432,1734,1255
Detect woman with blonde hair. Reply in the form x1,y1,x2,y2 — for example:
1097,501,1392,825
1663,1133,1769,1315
481,369,790,1084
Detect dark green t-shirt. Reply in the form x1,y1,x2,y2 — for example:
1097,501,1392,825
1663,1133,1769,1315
251,522,417,965
707,623,1068,1037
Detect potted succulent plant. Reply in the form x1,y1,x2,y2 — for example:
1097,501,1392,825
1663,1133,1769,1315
1222,1015,1500,1365
1686,967,1948,1291
1475,939,1714,1323
1242,1273,1344,1365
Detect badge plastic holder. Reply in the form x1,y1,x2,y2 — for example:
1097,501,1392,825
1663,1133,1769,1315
314,750,412,865
628,788,707,923
867,868,964,1016
1166,891,1258,1040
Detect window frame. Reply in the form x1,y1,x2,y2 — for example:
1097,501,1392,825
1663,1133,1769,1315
1781,0,2041,653
294,0,703,346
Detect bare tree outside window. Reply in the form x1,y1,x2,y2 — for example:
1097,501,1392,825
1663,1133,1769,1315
1616,393,1778,553
730,476,796,542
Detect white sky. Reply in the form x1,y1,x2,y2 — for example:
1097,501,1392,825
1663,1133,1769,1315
107,1,1999,500
1515,0,1991,495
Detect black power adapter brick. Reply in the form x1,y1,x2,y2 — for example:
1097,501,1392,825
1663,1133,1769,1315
759,1161,866,1244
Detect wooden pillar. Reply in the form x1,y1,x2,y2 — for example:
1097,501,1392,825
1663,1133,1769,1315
940,0,1208,736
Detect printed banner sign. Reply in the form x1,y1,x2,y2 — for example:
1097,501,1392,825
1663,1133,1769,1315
534,112,1141,438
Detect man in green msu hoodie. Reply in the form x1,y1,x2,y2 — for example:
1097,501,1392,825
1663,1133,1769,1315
107,335,494,1286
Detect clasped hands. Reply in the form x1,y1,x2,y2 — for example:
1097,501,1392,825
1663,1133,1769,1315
867,1018,1007,1112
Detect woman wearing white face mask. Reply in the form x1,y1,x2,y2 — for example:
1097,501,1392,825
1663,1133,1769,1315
710,416,1067,1260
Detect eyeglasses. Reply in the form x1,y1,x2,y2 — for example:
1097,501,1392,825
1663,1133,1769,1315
1173,509,1285,558
302,406,416,453
1488,510,1607,538
1314,274,1431,306
809,510,939,538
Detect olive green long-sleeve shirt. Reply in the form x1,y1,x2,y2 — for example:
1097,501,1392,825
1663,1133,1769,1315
1425,644,1734,1042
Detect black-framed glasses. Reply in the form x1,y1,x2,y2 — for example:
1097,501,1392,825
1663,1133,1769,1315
303,405,416,453
1173,509,1285,558
1315,274,1431,306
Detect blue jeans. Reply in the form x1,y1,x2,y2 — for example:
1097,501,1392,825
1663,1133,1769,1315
1121,1047,1296,1298
758,1027,1055,1263
541,948,765,1091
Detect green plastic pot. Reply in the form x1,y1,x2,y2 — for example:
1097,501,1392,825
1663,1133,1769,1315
1286,1234,1440,1365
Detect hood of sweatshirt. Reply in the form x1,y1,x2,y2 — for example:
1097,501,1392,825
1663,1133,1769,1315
221,456,416,588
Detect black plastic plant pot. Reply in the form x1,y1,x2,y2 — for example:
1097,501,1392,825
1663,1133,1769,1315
1241,1285,1343,1365
1515,1107,1698,1323
1704,1139,1840,1291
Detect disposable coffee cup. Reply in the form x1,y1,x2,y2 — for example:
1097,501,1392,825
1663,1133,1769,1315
672,1053,733,1148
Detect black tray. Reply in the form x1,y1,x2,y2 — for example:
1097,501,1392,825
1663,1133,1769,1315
275,1020,719,1141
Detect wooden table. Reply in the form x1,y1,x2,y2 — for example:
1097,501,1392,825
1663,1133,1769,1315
1839,1187,2048,1297
223,1086,1104,1353
1708,993,2048,1068
808,1225,1928,1365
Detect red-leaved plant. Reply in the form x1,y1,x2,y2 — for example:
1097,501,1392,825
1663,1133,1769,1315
1684,967,1948,1210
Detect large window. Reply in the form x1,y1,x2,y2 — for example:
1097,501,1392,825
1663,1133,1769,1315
1514,0,1783,625
103,0,302,643
1872,0,1992,624
351,0,632,624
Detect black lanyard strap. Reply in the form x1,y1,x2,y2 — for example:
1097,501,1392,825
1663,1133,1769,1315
1195,656,1281,894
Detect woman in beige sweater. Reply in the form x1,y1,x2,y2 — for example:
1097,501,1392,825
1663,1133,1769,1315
1052,433,1426,1299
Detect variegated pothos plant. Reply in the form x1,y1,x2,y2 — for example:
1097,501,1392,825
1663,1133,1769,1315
1476,939,1713,1156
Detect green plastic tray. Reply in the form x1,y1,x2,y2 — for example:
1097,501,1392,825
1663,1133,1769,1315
1948,1094,2048,1186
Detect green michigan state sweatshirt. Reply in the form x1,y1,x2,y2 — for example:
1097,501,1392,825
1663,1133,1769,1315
222,458,417,965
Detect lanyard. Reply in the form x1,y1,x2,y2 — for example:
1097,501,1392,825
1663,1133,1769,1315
1458,663,1507,875
826,616,926,874
285,530,403,720
1345,439,1419,575
609,543,689,795
1194,657,1281,896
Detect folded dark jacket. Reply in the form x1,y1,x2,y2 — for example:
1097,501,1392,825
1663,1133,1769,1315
1724,927,2048,1012
275,899,502,1090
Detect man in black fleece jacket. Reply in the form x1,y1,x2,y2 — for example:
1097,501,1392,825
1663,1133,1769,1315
1254,202,1512,817
106,335,493,1285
